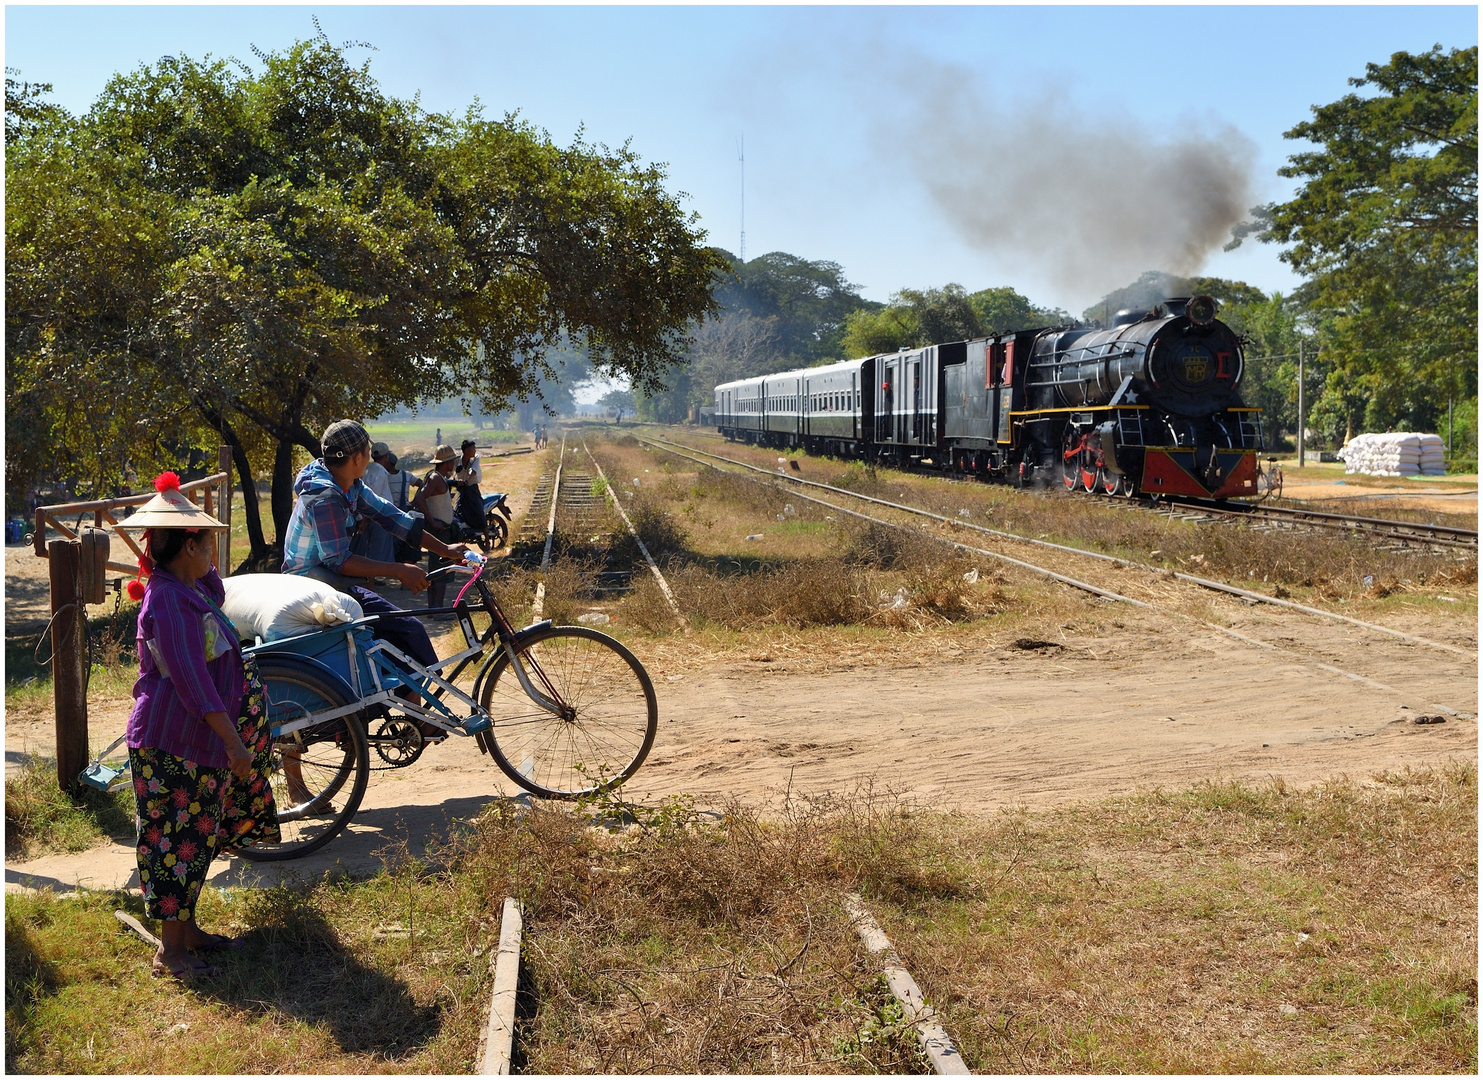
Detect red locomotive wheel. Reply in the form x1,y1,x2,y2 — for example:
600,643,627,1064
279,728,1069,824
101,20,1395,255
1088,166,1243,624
1062,428,1087,492
1100,467,1124,495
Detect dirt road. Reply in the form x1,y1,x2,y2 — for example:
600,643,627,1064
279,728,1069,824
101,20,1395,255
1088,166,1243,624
8,597,1475,894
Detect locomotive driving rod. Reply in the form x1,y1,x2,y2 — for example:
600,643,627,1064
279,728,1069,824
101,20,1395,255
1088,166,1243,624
643,437,1473,720
645,437,1473,661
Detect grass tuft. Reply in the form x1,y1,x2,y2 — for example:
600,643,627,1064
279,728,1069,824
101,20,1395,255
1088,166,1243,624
4,758,135,860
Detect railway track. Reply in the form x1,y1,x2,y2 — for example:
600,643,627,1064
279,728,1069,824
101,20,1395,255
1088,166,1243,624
1163,496,1478,549
640,433,1474,719
641,434,1476,662
511,440,633,599
670,425,1476,551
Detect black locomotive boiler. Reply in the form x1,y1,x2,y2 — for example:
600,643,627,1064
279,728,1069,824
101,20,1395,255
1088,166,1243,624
714,296,1264,499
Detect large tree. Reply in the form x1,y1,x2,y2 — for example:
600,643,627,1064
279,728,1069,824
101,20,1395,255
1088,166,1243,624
6,36,723,563
717,251,867,367
635,249,871,422
1229,45,1477,442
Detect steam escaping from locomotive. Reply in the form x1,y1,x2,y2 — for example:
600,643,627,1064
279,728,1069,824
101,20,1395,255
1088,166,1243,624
887,67,1258,302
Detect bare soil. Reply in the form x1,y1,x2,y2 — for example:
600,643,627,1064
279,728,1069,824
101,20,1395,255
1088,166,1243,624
6,434,1476,893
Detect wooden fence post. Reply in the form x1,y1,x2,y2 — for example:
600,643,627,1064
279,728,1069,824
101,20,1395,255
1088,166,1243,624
217,445,233,574
49,538,89,793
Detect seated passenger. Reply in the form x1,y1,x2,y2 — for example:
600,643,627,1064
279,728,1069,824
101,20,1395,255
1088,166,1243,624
282,420,471,727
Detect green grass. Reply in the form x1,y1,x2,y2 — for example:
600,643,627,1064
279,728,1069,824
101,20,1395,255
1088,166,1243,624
366,420,527,455
6,768,1475,1074
5,876,485,1073
4,758,135,860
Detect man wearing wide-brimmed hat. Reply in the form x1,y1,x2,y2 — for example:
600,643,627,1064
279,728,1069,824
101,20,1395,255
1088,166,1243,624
414,443,460,610
281,421,471,696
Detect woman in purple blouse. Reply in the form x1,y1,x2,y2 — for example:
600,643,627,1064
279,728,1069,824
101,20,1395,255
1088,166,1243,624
119,473,279,979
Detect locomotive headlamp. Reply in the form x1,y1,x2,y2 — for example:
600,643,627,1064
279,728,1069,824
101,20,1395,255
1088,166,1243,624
1187,295,1217,326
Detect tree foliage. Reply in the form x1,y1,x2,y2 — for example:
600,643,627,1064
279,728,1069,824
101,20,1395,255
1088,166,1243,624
715,251,867,367
635,250,870,421
969,286,1067,335
1230,44,1477,443
5,37,723,557
842,283,1063,356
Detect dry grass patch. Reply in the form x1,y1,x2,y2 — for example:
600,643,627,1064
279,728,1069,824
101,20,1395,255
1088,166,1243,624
653,433,1478,606
7,767,1473,1073
892,764,1478,1073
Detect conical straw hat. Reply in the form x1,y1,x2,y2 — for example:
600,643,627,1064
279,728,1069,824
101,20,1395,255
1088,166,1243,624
111,472,227,533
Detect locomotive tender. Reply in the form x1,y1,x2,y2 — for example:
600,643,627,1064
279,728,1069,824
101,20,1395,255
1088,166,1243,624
714,296,1263,498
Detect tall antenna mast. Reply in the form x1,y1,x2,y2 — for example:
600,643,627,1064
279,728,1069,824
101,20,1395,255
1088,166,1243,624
737,134,746,264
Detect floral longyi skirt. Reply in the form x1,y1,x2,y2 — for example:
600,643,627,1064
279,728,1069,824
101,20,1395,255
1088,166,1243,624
130,655,280,921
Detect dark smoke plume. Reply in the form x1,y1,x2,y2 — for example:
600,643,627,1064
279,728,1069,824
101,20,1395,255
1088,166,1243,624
884,66,1258,303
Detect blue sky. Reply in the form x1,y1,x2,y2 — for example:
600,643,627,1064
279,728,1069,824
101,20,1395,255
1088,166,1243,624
6,5,1477,317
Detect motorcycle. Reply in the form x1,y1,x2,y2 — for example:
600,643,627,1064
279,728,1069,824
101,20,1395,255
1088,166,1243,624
454,490,513,552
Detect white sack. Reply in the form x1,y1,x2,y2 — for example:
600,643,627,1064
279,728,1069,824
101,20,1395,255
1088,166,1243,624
220,573,363,642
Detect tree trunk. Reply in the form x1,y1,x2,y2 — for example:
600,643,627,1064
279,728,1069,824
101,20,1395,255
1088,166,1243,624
195,402,271,568
229,443,269,570
272,437,297,544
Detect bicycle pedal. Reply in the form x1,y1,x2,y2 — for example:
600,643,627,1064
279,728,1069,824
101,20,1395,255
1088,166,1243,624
460,714,492,736
81,762,126,791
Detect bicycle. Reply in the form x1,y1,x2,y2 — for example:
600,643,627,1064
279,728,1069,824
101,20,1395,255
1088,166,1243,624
236,558,658,860
1255,456,1284,500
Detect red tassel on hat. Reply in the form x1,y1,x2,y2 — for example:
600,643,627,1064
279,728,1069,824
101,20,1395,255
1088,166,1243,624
126,531,156,600
154,471,181,493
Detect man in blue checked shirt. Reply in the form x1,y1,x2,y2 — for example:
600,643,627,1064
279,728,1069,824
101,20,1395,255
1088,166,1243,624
282,420,472,732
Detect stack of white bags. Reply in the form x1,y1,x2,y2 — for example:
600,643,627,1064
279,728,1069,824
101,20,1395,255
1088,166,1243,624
1337,432,1447,476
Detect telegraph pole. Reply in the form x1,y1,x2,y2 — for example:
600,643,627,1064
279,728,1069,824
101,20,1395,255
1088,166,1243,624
1296,340,1305,468
737,134,746,264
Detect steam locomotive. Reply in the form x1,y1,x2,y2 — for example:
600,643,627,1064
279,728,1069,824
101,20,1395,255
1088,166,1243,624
713,296,1263,498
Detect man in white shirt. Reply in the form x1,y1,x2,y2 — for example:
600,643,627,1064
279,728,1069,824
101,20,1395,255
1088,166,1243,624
353,440,396,564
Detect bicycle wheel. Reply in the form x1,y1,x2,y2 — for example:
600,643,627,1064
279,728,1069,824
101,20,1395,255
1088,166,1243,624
476,626,657,799
237,661,369,861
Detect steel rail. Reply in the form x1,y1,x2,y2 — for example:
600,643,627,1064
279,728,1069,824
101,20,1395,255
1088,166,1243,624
1165,495,1477,548
676,418,1476,549
583,441,691,633
647,436,1476,660
643,438,1471,717
530,433,565,620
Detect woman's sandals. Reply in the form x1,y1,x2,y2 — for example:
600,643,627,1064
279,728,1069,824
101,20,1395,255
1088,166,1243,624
152,956,221,981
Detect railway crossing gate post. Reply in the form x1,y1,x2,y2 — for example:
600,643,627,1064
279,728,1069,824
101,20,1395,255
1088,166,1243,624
1297,340,1306,468
48,537,90,793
